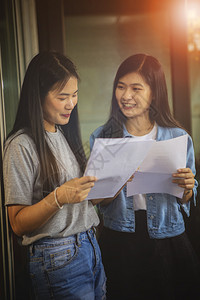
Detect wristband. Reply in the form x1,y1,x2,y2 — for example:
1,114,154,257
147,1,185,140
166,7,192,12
54,187,63,209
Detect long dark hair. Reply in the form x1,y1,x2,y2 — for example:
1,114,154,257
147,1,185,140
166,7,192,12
100,53,182,138
7,51,86,194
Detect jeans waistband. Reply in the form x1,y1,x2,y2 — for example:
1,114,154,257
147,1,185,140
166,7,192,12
31,227,96,249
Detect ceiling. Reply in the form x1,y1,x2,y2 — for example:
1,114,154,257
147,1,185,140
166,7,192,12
63,0,175,15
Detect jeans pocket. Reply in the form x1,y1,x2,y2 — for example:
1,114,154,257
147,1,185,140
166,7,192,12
44,242,79,272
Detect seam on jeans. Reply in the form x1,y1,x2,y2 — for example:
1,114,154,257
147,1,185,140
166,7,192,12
101,276,107,300
87,231,97,272
29,273,40,299
33,239,77,249
45,243,79,272
32,231,93,249
44,269,55,299
29,257,43,262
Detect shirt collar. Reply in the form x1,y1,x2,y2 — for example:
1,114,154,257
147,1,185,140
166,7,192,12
123,123,158,138
123,124,132,138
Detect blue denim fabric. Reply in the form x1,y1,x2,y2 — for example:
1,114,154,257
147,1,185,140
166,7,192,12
90,125,198,239
28,228,106,300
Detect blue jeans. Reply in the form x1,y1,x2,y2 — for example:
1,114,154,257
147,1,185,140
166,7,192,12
28,228,106,299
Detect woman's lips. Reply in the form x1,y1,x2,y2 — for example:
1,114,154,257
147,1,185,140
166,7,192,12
61,113,70,118
122,103,136,110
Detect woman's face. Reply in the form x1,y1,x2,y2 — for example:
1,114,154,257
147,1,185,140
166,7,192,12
115,72,153,120
42,76,78,132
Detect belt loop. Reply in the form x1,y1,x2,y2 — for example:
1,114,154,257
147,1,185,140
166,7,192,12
87,227,96,239
76,233,81,247
29,244,33,255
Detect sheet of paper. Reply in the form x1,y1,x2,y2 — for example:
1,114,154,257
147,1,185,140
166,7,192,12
127,135,188,198
84,138,155,200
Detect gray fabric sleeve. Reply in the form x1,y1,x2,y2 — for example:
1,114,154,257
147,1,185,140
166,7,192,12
3,137,39,206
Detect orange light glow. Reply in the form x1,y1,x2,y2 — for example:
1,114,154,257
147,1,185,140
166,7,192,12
186,1,200,55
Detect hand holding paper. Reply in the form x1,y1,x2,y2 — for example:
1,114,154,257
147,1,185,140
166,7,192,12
84,138,155,200
127,135,188,198
171,167,195,202
85,135,188,200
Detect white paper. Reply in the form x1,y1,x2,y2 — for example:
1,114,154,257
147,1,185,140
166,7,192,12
127,135,188,198
84,138,155,199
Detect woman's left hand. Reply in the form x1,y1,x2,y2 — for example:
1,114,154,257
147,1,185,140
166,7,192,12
172,168,194,203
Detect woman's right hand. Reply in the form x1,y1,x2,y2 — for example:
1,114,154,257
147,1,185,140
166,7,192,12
56,176,97,205
8,176,97,237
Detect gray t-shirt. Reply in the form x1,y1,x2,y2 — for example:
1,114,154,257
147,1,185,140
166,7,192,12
3,128,99,245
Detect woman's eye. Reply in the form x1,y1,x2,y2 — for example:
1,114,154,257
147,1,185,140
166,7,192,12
72,93,78,98
117,85,124,90
133,87,141,92
58,97,66,101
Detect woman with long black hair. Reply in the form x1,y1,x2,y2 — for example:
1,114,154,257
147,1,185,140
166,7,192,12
90,54,200,300
3,51,106,300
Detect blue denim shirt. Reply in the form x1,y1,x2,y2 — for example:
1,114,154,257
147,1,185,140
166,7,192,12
90,125,198,239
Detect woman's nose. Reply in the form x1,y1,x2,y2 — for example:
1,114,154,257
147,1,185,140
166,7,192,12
122,88,133,100
65,98,74,109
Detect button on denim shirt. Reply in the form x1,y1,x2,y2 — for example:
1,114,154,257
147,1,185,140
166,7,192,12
90,125,198,239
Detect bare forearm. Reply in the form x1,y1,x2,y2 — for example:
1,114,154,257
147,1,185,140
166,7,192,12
8,191,59,237
8,176,97,237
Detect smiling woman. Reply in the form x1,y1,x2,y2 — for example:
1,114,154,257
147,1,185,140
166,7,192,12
90,53,200,300
3,51,106,300
115,72,153,134
42,76,78,132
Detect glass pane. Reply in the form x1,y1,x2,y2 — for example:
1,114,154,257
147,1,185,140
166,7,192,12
187,0,200,167
65,12,172,150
